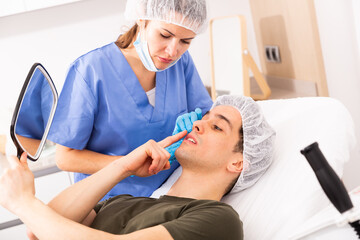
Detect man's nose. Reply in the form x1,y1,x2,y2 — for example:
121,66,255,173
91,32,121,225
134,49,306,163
165,39,178,57
193,120,204,134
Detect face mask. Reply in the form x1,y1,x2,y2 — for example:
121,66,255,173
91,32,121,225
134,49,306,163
133,32,180,72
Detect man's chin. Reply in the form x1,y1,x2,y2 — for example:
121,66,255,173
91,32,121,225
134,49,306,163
174,147,192,163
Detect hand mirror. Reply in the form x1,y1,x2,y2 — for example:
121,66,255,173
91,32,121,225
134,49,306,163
10,63,58,161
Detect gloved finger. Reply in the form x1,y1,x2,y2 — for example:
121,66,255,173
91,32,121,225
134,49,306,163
195,108,202,120
183,114,193,132
172,139,183,148
172,127,179,136
172,125,179,136
165,141,178,155
172,115,183,135
189,111,197,124
166,149,175,162
165,140,182,158
176,115,187,132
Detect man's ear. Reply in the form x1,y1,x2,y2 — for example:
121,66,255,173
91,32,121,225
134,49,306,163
227,155,243,173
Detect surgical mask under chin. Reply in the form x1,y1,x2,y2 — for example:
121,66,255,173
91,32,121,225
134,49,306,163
133,32,180,72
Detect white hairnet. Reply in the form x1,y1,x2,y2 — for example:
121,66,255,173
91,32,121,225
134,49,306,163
212,95,276,193
124,0,208,34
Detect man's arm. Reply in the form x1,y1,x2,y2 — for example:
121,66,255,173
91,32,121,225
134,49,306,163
46,131,186,224
0,132,186,239
21,197,173,240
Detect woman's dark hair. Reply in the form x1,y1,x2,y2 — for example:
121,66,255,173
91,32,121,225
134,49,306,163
115,24,138,49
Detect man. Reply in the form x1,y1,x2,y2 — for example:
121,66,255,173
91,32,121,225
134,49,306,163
0,95,275,240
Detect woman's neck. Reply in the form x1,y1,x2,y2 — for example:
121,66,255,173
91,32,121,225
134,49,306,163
120,46,156,92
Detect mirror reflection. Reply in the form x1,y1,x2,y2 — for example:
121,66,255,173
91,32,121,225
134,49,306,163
11,64,58,161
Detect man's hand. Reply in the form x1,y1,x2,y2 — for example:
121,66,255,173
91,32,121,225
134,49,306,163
0,152,35,215
121,131,187,177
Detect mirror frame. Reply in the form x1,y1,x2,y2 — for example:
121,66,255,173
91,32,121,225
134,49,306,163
10,63,58,161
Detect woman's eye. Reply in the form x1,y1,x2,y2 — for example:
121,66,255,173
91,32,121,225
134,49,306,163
181,39,190,45
213,125,222,131
160,34,171,39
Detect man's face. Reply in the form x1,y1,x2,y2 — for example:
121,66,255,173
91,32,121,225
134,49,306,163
175,105,243,173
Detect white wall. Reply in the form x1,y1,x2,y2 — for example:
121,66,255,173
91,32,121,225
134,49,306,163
314,0,360,190
353,0,360,55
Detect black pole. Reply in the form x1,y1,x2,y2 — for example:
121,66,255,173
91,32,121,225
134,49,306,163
301,142,359,238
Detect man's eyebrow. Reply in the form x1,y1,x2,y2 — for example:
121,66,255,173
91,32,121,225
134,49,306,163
162,29,195,40
215,114,233,130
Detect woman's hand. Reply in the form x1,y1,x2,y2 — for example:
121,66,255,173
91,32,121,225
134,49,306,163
0,152,35,215
172,108,202,134
121,130,187,177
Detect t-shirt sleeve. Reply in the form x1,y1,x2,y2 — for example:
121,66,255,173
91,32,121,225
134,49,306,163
183,51,213,115
93,200,106,214
162,202,243,240
48,64,97,149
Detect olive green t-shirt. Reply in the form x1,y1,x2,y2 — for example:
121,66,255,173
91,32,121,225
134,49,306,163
91,194,243,240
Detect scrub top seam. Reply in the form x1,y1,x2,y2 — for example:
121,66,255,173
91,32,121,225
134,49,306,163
72,63,98,110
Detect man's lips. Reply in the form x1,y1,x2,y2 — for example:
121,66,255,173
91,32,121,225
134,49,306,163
184,133,197,144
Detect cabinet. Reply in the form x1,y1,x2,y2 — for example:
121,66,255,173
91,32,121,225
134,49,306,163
249,0,329,96
0,171,72,239
0,0,85,18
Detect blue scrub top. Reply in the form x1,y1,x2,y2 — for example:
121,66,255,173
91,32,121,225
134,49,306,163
48,42,213,200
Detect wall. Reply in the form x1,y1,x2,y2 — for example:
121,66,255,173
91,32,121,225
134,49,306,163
314,0,360,190
354,0,360,54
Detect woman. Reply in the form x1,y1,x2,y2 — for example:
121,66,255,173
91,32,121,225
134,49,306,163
48,0,213,200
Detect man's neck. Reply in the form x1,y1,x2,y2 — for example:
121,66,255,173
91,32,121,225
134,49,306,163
166,169,227,201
